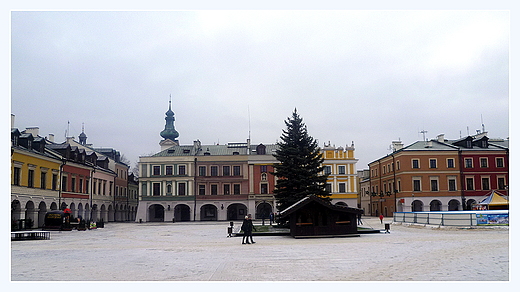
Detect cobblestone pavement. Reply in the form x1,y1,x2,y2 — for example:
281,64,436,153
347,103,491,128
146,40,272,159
10,217,510,284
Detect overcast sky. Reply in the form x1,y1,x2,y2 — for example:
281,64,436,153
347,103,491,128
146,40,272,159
9,8,511,169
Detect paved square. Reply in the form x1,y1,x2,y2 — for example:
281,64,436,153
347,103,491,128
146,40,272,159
11,217,509,281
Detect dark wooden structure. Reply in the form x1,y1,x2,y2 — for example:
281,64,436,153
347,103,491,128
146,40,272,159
279,195,363,238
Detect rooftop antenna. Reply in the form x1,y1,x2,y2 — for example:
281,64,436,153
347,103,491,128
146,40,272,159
248,105,251,141
481,114,485,133
419,130,428,141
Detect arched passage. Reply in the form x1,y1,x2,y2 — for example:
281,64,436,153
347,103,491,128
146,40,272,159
174,204,191,222
25,201,36,228
38,201,47,228
411,200,424,212
448,199,460,211
200,204,218,221
227,203,247,220
148,204,165,222
255,202,272,220
466,199,477,210
11,200,21,222
430,200,442,211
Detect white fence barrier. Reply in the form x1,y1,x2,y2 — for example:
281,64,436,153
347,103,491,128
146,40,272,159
393,210,508,227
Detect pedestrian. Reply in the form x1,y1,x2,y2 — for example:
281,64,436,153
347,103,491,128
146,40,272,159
241,216,256,244
379,214,384,224
357,213,363,225
247,215,256,244
269,212,274,225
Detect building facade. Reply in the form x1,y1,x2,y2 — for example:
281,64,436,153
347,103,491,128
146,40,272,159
368,133,508,217
11,116,135,228
321,142,359,207
135,103,359,222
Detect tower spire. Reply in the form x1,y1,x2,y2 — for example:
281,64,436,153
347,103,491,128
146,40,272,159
160,95,179,143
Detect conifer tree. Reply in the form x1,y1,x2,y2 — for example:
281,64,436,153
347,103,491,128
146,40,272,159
272,109,330,213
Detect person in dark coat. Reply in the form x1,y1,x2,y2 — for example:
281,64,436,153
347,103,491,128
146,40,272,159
241,216,256,244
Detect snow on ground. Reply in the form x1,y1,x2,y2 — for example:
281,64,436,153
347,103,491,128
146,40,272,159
11,217,509,282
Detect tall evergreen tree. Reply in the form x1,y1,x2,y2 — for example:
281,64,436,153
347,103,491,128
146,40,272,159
272,109,330,213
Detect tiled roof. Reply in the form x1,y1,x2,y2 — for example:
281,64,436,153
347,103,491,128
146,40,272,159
151,143,279,157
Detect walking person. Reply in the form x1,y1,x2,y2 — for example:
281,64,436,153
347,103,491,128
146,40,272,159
357,213,363,225
241,216,256,244
247,215,256,244
379,214,384,224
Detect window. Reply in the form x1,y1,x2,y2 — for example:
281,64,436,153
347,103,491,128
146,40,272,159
466,178,474,191
325,183,332,193
447,158,455,168
261,183,268,194
71,177,76,192
496,157,504,168
199,166,206,176
413,179,421,192
223,166,230,176
40,171,47,189
397,161,401,170
412,159,420,169
79,178,83,193
233,184,241,195
199,184,206,195
233,166,241,176
167,183,172,194
430,179,439,191
324,166,332,175
480,158,488,168
52,173,58,190
153,183,160,196
338,165,346,174
28,169,34,188
211,166,218,176
178,165,186,175
260,165,268,173
153,166,160,176
13,167,21,186
448,178,457,191
223,184,230,195
498,177,506,190
339,183,346,193
211,184,218,195
61,176,68,192
482,177,490,190
178,183,186,196
166,165,173,175
429,159,437,169
465,158,473,168
261,173,267,181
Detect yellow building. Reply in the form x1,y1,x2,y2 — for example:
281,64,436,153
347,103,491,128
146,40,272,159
11,129,62,227
321,142,359,207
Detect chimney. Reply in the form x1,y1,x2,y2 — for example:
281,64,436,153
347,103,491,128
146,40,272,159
392,141,404,152
25,127,40,136
66,136,75,144
425,140,433,148
47,134,55,143
437,134,445,142
11,114,15,128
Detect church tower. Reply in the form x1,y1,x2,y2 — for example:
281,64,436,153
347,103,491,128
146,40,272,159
159,96,180,150
79,123,88,145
